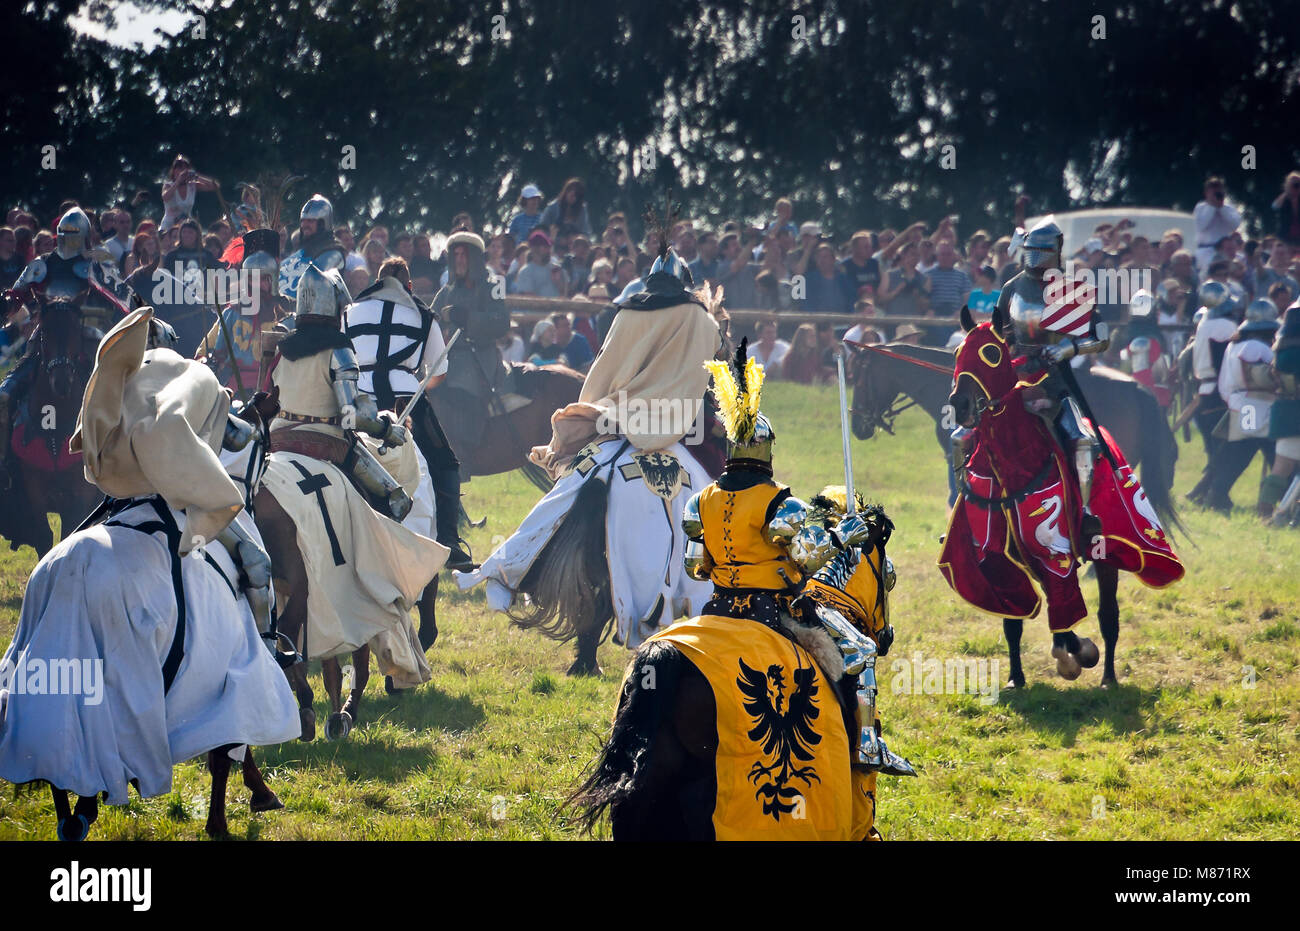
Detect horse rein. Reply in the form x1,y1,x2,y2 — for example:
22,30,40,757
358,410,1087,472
848,340,955,435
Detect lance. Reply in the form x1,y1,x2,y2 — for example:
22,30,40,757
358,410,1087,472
836,347,857,517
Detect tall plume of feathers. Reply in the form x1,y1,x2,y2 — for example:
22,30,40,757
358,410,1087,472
642,192,680,262
704,336,765,445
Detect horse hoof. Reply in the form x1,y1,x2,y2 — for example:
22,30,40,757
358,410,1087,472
249,791,284,814
325,711,352,741
1100,674,1119,689
204,819,229,839
566,660,602,677
299,708,316,742
1074,638,1100,669
1052,646,1082,681
56,814,89,842
1004,677,1027,690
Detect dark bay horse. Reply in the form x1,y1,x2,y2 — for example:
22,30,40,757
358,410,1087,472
852,327,1183,689
1,301,100,555
433,362,584,488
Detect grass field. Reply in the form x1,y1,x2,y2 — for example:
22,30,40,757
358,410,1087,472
0,380,1297,840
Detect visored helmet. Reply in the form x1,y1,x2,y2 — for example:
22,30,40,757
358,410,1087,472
56,207,91,260
728,411,774,469
295,264,350,320
299,194,334,230
146,314,180,351
1021,217,1063,273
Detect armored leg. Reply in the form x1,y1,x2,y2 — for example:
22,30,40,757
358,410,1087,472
1057,396,1099,511
342,439,413,521
814,605,916,776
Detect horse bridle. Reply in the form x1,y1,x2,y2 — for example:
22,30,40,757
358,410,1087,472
850,342,951,435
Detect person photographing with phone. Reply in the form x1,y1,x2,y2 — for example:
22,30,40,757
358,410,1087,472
1194,175,1241,274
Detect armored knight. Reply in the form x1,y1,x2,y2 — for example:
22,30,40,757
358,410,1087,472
198,228,291,398
1119,289,1173,409
682,341,913,777
267,263,413,519
573,344,911,840
0,208,124,485
344,257,471,568
995,216,1110,518
279,195,347,300
1186,281,1241,505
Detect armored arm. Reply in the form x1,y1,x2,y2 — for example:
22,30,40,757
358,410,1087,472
1045,320,1110,364
681,491,714,581
213,519,274,638
329,346,410,445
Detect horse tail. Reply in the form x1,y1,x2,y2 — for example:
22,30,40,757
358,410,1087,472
1135,387,1189,541
567,641,693,837
508,475,614,644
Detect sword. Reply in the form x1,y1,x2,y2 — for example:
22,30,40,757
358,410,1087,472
396,327,462,424
836,348,857,517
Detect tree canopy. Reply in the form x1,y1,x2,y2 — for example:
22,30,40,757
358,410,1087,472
6,0,1299,237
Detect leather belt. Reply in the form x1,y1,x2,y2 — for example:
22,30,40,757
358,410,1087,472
278,410,341,426
269,427,350,464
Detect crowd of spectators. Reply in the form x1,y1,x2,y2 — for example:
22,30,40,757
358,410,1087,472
6,159,1300,382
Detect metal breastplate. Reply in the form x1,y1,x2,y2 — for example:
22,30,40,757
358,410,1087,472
43,254,89,301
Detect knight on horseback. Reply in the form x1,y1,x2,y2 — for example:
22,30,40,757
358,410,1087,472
351,255,471,569
268,263,412,518
993,217,1111,527
0,207,121,494
573,349,912,839
455,206,721,672
197,228,291,400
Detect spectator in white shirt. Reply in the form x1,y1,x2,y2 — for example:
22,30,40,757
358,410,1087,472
751,317,790,377
1194,175,1242,273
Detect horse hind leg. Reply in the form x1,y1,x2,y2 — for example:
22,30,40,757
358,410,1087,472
241,749,284,814
418,576,439,652
340,646,369,729
1095,564,1121,688
322,657,350,740
205,745,236,839
569,618,606,677
1002,618,1027,689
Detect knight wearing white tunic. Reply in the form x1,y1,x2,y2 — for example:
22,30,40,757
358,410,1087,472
262,264,446,688
0,308,300,809
456,221,722,665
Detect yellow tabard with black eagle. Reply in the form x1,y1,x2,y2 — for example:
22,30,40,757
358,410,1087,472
648,613,867,841
698,481,799,591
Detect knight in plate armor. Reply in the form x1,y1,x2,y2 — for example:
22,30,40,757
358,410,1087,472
266,263,413,519
995,216,1110,520
279,195,347,300
573,345,912,840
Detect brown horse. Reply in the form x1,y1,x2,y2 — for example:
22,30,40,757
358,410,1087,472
254,479,440,742
433,362,583,487
1,301,100,555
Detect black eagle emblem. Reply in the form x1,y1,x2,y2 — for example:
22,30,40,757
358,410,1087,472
736,658,822,819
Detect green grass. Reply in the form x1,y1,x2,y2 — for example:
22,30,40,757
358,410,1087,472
1,381,1297,840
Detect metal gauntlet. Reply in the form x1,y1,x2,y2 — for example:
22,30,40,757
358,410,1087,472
215,520,274,640
331,346,409,445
